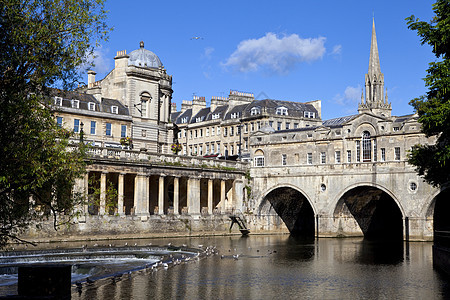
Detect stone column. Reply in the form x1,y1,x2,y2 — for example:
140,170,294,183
207,179,213,215
233,179,244,212
187,177,201,215
220,179,226,212
158,175,165,215
117,173,125,216
173,177,179,215
99,172,107,215
134,174,149,216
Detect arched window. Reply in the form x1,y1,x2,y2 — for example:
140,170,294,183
254,149,265,167
140,92,152,117
362,131,372,162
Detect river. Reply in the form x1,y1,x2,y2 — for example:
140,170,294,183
0,235,449,299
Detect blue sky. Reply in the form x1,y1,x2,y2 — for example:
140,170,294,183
88,0,436,120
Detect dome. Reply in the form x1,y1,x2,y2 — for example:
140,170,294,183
128,41,163,69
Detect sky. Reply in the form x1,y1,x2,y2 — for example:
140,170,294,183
87,0,437,120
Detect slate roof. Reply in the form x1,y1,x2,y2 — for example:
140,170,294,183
191,107,211,124
175,108,192,125
322,115,358,127
206,105,228,121
52,90,129,116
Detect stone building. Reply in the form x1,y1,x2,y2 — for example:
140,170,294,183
84,41,174,153
171,90,322,160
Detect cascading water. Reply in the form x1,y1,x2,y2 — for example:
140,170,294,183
0,243,203,295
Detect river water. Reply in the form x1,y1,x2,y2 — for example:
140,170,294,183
0,235,449,299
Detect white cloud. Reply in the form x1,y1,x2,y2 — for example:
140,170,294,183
334,85,361,106
223,32,326,74
203,47,214,59
331,45,342,55
80,47,111,74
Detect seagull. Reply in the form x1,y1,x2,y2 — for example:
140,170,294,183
191,36,203,40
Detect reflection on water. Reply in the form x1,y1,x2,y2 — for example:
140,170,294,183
0,236,449,299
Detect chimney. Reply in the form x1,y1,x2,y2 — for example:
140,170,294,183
87,70,96,88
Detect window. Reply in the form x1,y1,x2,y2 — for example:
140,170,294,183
56,117,63,127
88,102,95,111
237,126,241,135
347,150,351,163
257,122,261,130
199,144,203,156
217,143,220,154
74,119,80,133
393,127,400,132
362,131,372,162
71,99,79,108
250,107,261,115
224,127,228,137
335,151,341,163
181,117,188,123
254,156,265,167
212,113,220,120
141,99,148,117
304,111,315,118
230,126,234,136
90,121,96,135
277,122,282,131
251,122,255,131
211,144,215,154
217,127,221,135
206,128,209,137
206,144,209,154
190,130,193,139
381,148,386,161
111,106,118,114
320,152,326,164
307,153,312,165
230,112,239,119
269,121,273,128
244,124,248,133
282,154,287,166
373,139,377,162
199,129,203,137
276,106,288,115
395,147,401,161
195,130,198,138
294,123,299,129
54,97,62,106
244,138,248,150
356,140,361,162
105,123,112,136
285,123,290,130
211,127,214,136
178,131,182,139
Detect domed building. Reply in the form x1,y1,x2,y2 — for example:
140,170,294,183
86,41,174,153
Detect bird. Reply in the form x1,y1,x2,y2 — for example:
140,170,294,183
191,36,203,40
233,254,239,260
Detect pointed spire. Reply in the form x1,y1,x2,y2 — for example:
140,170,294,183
361,88,364,104
385,88,388,104
368,18,381,75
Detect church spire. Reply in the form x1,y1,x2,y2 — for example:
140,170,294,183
368,18,381,76
359,18,391,117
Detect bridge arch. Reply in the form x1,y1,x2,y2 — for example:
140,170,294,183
331,182,404,240
258,184,316,238
423,188,450,244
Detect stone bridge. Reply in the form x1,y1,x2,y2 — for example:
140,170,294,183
248,160,446,241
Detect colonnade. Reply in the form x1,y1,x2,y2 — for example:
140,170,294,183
78,170,242,218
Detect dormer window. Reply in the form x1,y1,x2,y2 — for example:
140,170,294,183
111,106,118,114
304,111,315,118
54,97,62,106
181,117,188,123
231,112,239,119
212,113,220,120
71,99,79,108
88,102,95,111
276,106,288,115
196,116,204,122
251,107,261,115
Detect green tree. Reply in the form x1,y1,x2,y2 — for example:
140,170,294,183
0,0,110,246
406,0,450,187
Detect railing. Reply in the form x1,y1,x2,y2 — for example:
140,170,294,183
76,146,249,171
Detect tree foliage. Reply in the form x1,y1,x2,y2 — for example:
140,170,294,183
406,0,450,187
0,0,110,246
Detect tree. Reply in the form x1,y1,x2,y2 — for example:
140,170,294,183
0,0,110,247
406,0,450,187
